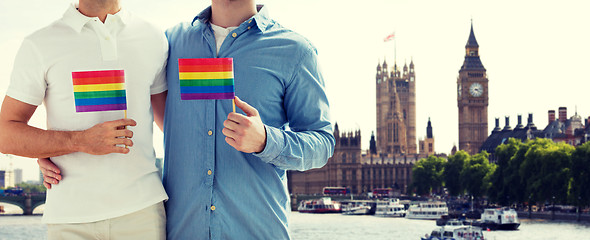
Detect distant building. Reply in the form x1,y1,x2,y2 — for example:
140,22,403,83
0,170,5,188
4,169,14,188
14,168,23,185
481,107,589,162
418,118,435,156
289,120,444,195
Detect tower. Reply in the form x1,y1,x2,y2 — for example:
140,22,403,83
419,118,435,155
457,22,489,155
376,59,417,155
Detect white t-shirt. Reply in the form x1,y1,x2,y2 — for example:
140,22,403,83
210,23,238,55
7,4,168,223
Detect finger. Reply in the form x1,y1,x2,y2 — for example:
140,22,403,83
38,158,61,174
43,181,52,189
113,138,133,147
44,175,59,185
222,127,238,139
42,168,62,181
111,145,131,154
234,96,258,117
225,137,238,149
115,129,134,138
223,119,240,131
108,118,137,129
226,112,250,126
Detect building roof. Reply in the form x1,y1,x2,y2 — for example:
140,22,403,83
460,56,486,71
466,23,479,48
460,24,486,71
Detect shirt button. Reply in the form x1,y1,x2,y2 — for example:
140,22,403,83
247,26,251,30
248,20,252,23
232,32,237,38
207,170,212,175
210,205,216,211
208,130,213,136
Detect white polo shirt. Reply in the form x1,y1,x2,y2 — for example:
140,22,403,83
7,4,168,224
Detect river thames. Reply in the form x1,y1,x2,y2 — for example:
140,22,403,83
2,212,590,239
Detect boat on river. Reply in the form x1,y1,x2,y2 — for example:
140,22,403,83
406,201,448,220
421,224,485,240
297,197,341,213
375,198,407,217
341,200,374,215
474,208,520,230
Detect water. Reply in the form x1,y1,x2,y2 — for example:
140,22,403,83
1,213,590,239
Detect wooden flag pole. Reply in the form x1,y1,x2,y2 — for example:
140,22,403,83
233,99,236,113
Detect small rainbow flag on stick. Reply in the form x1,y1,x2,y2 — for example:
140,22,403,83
72,70,127,112
178,58,235,100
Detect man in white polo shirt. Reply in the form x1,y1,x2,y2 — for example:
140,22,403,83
0,0,168,239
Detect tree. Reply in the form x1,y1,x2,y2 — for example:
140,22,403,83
444,150,468,196
16,182,46,194
410,155,446,196
460,151,492,199
520,139,573,206
489,138,522,205
569,142,590,209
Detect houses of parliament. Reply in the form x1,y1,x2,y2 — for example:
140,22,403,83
288,24,488,195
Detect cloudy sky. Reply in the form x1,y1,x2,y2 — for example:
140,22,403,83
1,0,588,181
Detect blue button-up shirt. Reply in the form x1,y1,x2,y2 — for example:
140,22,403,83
163,5,334,240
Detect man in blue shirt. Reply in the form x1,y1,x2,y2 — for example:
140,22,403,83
162,1,334,239
40,0,334,239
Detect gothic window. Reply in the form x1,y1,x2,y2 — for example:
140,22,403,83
342,153,347,164
342,171,347,182
352,154,357,164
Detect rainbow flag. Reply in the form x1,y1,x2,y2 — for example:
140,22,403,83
178,58,234,100
72,70,127,112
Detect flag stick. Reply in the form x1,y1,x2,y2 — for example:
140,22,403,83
232,98,236,113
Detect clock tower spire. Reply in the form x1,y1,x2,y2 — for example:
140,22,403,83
457,21,489,155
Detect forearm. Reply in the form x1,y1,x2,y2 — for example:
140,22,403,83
254,126,335,171
0,120,80,158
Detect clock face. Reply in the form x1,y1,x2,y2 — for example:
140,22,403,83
469,83,483,97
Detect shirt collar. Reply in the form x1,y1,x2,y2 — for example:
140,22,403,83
193,4,271,33
62,3,128,33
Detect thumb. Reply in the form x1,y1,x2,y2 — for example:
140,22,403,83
234,96,258,117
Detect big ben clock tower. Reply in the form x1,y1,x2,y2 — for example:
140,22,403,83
457,22,488,155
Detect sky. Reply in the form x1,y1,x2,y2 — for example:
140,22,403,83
0,0,588,182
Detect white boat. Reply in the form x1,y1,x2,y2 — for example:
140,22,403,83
297,197,341,213
375,199,407,217
406,201,448,220
421,225,485,240
477,208,520,230
341,200,373,215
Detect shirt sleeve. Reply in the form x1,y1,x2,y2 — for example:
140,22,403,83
150,32,168,95
253,46,335,171
6,39,47,106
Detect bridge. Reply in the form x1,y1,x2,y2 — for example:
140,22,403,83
0,194,46,215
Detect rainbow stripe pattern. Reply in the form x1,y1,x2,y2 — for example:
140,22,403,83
72,70,127,112
178,58,235,100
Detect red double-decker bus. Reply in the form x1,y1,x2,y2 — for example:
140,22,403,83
322,187,350,196
372,188,394,198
